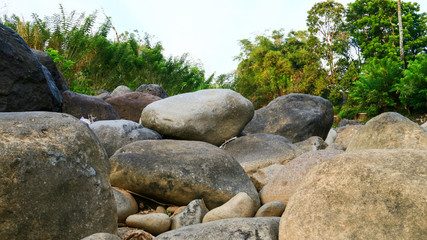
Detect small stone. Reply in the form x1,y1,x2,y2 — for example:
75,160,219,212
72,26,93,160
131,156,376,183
167,206,180,214
81,233,121,240
156,206,167,214
119,227,154,240
113,187,138,223
255,201,286,217
202,192,256,223
171,199,209,229
125,213,171,236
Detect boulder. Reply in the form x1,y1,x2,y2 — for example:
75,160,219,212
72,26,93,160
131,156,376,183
0,24,61,112
294,136,327,154
136,84,169,98
126,213,171,236
279,149,427,240
110,140,260,210
334,125,362,150
62,90,120,120
255,201,286,217
106,92,162,123
171,199,209,229
347,112,427,151
81,233,121,240
0,112,117,239
113,187,139,223
337,118,361,127
250,164,286,191
31,48,69,92
89,120,161,157
111,85,133,97
155,217,280,240
221,133,298,174
140,89,254,145
260,150,344,205
202,192,257,223
244,93,334,143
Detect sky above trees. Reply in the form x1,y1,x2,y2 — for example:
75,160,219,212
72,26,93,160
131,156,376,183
1,0,426,76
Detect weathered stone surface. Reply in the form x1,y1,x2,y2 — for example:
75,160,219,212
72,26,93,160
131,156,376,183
334,125,362,150
255,201,286,217
110,140,260,210
106,92,162,123
126,213,171,236
119,228,154,240
111,85,133,97
89,120,161,157
140,89,254,145
0,112,117,239
202,192,257,223
244,93,334,143
325,142,345,151
279,149,427,240
260,150,344,205
62,90,120,120
81,233,121,240
325,128,338,145
222,133,298,174
0,24,61,112
171,199,209,230
155,217,280,240
337,118,361,127
250,164,286,192
31,48,69,92
294,136,327,154
347,112,427,151
113,187,138,223
136,84,169,98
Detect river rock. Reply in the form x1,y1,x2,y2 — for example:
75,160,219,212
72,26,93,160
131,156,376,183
171,199,209,229
279,149,427,240
0,112,117,239
155,217,280,240
136,84,169,98
81,233,121,240
113,187,139,223
294,136,327,154
126,213,171,236
111,85,133,97
337,118,361,127
106,92,162,123
250,164,286,191
140,89,254,145
31,48,69,92
119,228,154,240
89,120,161,157
244,93,334,143
110,140,260,210
347,112,427,151
325,128,338,145
255,201,286,217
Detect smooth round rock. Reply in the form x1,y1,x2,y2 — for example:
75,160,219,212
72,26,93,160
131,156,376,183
125,213,171,236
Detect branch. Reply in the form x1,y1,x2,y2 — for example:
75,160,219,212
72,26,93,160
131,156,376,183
101,8,120,42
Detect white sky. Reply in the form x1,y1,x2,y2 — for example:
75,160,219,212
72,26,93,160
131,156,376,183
2,0,426,77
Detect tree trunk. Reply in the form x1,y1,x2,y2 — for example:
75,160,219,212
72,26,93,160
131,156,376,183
398,0,404,65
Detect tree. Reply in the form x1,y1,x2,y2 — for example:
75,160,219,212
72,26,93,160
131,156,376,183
398,0,404,63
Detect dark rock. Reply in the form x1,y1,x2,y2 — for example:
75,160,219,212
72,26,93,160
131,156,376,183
136,84,169,99
337,118,361,127
31,48,69,92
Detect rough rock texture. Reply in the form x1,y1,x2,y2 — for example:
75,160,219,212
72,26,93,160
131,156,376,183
244,93,334,143
0,112,117,239
106,92,162,123
136,84,169,98
222,133,298,174
89,120,161,157
111,85,133,97
260,150,344,205
81,233,121,240
31,48,69,92
294,136,327,154
279,149,427,240
255,201,286,217
0,24,62,112
155,217,280,240
62,90,120,120
110,140,260,210
334,125,362,150
202,192,257,223
113,187,138,223
171,199,209,230
347,112,427,151
126,213,171,236
140,89,254,145
119,228,154,240
338,118,361,127
250,164,286,191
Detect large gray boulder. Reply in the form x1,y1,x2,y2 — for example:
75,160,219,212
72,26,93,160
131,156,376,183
0,24,62,112
155,217,280,240
110,85,133,97
244,93,334,143
140,89,254,145
136,84,169,99
347,112,427,151
31,48,69,92
0,112,117,239
279,149,427,240
109,140,260,210
89,120,161,157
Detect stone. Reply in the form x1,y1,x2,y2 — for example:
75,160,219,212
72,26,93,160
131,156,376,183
111,85,133,97
171,199,209,229
0,112,117,239
110,140,260,210
222,133,298,174
260,150,344,205
325,142,345,151
81,233,121,240
294,136,327,154
136,84,169,98
106,92,162,123
156,206,167,214
334,125,362,150
347,112,427,151
324,128,337,145
0,24,62,112
125,213,171,236
140,89,254,145
155,217,280,240
31,48,69,92
255,201,286,217
202,192,257,223
244,93,334,143
89,120,161,157
119,228,154,240
95,91,112,100
279,149,427,240
250,164,286,191
113,187,139,223
62,90,120,120
337,118,361,127
422,121,427,129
